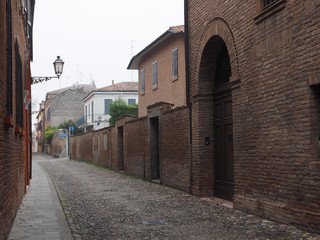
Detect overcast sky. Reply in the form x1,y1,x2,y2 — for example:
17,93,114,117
31,0,184,118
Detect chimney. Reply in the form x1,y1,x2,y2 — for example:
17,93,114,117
112,80,114,85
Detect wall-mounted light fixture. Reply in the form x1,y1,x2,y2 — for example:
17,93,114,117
97,115,102,125
40,101,45,110
31,56,64,84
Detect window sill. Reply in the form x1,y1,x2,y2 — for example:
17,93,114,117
152,85,158,91
4,115,14,128
171,75,179,82
254,0,286,24
140,91,145,96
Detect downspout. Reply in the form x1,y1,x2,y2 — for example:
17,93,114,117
184,0,193,194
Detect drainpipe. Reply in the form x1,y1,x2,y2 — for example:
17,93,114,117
184,0,193,194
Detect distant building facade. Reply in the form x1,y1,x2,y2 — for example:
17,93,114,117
0,0,35,239
128,25,186,117
35,101,45,152
44,83,97,128
186,0,320,233
80,81,138,131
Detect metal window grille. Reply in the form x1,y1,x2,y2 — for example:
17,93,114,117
262,0,278,9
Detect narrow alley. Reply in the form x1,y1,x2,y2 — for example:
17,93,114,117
10,154,320,240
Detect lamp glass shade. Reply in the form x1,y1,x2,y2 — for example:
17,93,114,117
53,56,64,78
40,102,45,110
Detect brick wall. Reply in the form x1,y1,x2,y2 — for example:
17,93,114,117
0,0,31,238
71,132,93,163
123,117,149,179
70,107,192,192
187,0,320,233
51,133,68,158
160,106,191,191
70,127,117,170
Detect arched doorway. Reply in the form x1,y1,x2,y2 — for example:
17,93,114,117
198,36,234,201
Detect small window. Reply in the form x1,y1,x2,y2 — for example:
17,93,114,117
88,103,91,122
262,0,278,9
104,99,113,114
172,48,178,80
140,69,145,94
91,101,94,122
85,105,88,123
255,0,285,23
128,99,136,105
152,61,158,89
46,107,51,121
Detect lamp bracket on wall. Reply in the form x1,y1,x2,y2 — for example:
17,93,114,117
31,76,58,85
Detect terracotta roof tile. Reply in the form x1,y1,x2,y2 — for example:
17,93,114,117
169,25,184,33
98,81,138,91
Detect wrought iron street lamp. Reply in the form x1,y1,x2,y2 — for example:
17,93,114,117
31,56,65,84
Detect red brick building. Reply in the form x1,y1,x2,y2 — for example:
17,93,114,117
71,1,320,233
0,0,34,238
186,0,320,233
128,25,186,117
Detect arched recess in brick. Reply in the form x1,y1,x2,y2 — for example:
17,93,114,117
193,17,240,97
190,17,238,199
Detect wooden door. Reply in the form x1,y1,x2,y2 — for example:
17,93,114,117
214,92,234,201
150,117,160,179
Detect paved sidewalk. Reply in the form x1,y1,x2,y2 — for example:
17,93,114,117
8,154,73,240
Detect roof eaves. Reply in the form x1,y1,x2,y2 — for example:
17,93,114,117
127,28,184,70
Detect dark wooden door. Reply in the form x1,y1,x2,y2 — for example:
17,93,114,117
214,92,234,201
118,127,124,171
150,117,160,179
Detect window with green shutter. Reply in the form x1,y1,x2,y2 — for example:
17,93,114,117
172,48,178,80
152,61,158,89
140,69,145,94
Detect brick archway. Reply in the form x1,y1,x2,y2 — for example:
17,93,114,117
190,18,239,198
192,17,240,98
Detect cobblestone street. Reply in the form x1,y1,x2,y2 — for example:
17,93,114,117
38,157,320,240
